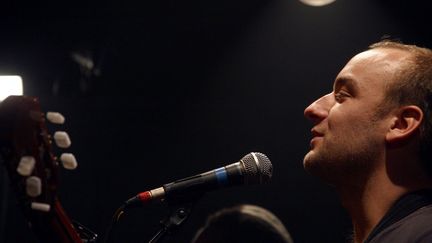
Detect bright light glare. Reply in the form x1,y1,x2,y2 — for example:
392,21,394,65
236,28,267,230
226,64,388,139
300,0,336,7
0,75,23,101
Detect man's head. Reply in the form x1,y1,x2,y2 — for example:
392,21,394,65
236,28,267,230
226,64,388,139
303,40,432,184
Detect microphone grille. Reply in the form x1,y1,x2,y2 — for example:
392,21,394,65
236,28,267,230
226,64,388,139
240,152,273,184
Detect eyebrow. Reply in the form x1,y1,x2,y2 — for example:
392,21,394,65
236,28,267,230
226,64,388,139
333,76,359,93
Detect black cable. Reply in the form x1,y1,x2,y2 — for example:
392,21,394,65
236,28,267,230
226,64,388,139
103,204,126,243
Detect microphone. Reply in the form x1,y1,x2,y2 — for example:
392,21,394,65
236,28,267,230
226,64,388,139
125,152,272,207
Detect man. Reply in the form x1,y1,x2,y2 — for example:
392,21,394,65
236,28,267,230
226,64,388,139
303,40,432,243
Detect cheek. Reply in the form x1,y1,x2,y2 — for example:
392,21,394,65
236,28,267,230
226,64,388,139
327,108,366,136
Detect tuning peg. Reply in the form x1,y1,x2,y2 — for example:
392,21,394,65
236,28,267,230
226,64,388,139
17,156,36,176
31,202,51,212
26,176,42,197
53,131,71,148
46,112,65,124
60,153,78,170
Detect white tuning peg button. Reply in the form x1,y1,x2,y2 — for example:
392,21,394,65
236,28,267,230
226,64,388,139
60,153,78,170
17,156,36,176
46,112,65,124
54,131,71,148
31,202,51,212
26,176,42,197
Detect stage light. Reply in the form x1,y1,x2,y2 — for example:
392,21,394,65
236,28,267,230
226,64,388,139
0,75,23,101
299,0,336,7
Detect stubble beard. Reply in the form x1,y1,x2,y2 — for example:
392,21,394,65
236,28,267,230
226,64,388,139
303,136,380,186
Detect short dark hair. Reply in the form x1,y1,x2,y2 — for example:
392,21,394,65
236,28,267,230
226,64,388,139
191,204,293,243
369,39,432,174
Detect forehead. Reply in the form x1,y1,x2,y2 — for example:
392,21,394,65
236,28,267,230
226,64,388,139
334,48,410,92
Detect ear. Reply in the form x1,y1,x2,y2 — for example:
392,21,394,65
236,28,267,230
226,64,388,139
386,105,424,143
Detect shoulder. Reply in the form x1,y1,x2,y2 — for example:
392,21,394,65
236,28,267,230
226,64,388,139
370,205,432,243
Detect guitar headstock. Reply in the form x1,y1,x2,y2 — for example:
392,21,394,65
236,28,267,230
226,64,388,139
0,95,82,242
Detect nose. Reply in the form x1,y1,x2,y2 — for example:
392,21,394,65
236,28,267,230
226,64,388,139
304,93,333,124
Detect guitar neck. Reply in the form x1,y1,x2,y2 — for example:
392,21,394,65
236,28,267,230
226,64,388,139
0,96,86,243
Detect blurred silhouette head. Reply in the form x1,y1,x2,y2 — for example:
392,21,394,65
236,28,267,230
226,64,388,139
191,204,293,243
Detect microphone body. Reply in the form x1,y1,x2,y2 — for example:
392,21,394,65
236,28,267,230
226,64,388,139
125,152,272,207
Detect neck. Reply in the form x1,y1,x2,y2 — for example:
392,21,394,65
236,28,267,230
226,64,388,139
337,159,432,243
338,173,403,243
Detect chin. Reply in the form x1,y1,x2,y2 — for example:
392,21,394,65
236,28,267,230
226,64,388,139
303,148,319,163
303,151,334,180
303,151,319,171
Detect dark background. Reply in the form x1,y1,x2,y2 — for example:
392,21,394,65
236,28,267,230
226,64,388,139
1,0,432,242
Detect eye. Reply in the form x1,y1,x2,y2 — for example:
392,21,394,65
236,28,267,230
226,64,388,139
334,91,349,103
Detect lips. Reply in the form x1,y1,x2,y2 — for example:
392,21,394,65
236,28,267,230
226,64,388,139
310,129,324,148
311,129,324,138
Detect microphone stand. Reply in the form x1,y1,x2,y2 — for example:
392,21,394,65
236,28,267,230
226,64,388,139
148,202,194,243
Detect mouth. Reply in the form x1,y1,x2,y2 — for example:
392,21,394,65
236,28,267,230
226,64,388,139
311,129,324,138
310,129,324,148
